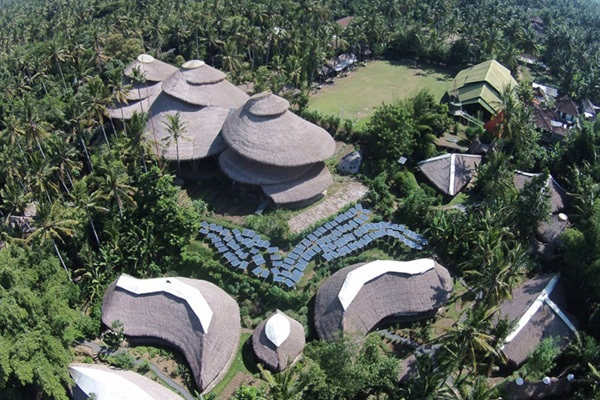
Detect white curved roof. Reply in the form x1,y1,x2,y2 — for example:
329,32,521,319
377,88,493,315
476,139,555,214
338,259,435,310
116,275,213,333
265,312,291,347
69,365,154,400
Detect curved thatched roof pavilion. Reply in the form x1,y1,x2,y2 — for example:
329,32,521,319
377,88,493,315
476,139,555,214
252,310,306,372
222,92,335,166
146,60,248,163
108,54,178,121
69,363,184,400
219,92,335,206
314,259,453,341
102,274,241,393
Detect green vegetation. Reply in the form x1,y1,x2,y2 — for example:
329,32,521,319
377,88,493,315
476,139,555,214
308,60,452,124
211,334,256,398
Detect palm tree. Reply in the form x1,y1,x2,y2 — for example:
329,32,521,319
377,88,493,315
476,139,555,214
109,72,131,136
47,134,80,192
70,179,107,248
259,363,305,400
46,39,69,92
27,153,59,203
398,354,454,400
129,66,147,114
449,376,502,400
99,165,137,218
0,114,26,156
26,201,78,281
81,75,113,150
163,112,187,175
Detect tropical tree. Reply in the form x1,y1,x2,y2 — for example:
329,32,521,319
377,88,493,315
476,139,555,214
163,112,187,175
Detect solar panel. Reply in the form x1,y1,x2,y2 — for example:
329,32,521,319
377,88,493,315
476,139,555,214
307,234,317,242
271,268,281,276
274,276,284,283
199,228,209,234
283,279,294,288
252,254,266,265
292,270,303,279
232,229,241,235
306,249,316,258
356,204,362,210
260,270,270,279
221,228,230,235
288,252,299,261
297,244,306,251
271,254,281,261
348,207,357,215
216,246,227,254
363,208,371,214
250,247,259,254
289,274,301,283
223,235,233,242
349,220,358,228
231,259,241,267
201,221,209,228
209,223,217,230
281,270,292,278
268,247,279,253
301,238,311,247
210,237,220,244
296,261,307,271
281,262,293,271
239,261,249,270
324,222,333,230
230,242,240,251
242,229,255,238
235,249,246,258
273,261,283,267
207,233,216,239
323,253,333,261
301,252,311,261
262,240,271,248
348,243,357,251
312,245,322,253
252,267,263,276
214,225,223,233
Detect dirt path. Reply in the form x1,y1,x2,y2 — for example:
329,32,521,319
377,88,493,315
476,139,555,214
287,180,368,234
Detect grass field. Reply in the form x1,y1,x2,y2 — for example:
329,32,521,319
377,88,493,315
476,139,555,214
309,60,454,125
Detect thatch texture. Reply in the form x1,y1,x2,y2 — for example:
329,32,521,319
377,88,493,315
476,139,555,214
161,61,248,108
101,275,241,392
262,163,333,205
218,148,313,185
124,81,162,101
536,214,567,244
124,54,178,83
505,377,572,400
514,171,568,212
222,92,335,167
417,154,482,196
497,274,577,368
69,363,184,400
252,310,306,372
314,260,453,341
146,92,230,160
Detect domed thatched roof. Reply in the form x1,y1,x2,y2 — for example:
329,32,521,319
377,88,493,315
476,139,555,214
124,81,162,101
146,92,230,160
124,54,178,83
69,363,184,400
107,82,162,120
222,92,335,167
218,148,313,185
262,163,333,205
102,274,241,392
161,60,248,109
252,310,306,372
314,259,453,341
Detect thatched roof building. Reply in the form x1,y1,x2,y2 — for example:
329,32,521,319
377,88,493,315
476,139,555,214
514,171,568,213
147,60,249,163
102,274,241,392
69,363,184,400
417,154,482,197
219,92,336,206
107,54,177,120
252,310,306,372
498,274,577,369
314,259,453,341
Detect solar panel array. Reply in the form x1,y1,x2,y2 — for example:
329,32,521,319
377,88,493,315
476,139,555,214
198,205,428,288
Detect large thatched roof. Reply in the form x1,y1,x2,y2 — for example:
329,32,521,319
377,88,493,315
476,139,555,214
222,92,335,167
107,83,162,120
314,259,453,341
262,163,333,205
145,92,230,160
498,274,577,368
161,60,248,108
514,171,568,213
218,147,313,185
417,154,482,196
252,310,306,372
102,274,240,392
124,54,178,83
69,363,184,400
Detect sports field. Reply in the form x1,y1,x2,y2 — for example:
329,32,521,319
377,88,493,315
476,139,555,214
309,60,454,125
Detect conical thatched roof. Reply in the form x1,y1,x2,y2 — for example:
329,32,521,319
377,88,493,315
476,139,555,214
497,274,578,368
124,54,178,83
252,310,306,372
124,81,162,101
219,148,314,185
69,363,184,400
222,92,335,167
161,60,248,109
107,83,162,120
262,163,333,205
314,259,453,341
146,92,230,160
102,274,241,392
514,171,568,213
417,154,482,196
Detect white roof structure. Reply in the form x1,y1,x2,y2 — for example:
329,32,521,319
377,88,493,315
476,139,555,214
338,259,435,310
69,365,155,400
265,311,291,347
116,275,213,333
532,82,559,99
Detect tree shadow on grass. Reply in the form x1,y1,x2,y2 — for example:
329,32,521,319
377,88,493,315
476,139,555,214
241,335,261,375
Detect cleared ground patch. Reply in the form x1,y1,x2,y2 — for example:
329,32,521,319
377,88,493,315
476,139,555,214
309,60,453,125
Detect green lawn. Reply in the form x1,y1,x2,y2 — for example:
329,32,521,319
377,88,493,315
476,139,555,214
210,333,257,397
309,60,454,125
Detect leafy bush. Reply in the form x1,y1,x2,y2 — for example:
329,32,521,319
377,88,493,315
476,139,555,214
107,352,136,370
519,337,561,380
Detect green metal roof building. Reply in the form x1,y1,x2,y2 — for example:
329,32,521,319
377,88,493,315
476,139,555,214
445,60,518,118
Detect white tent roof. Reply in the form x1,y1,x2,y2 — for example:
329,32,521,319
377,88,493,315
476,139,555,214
265,311,291,347
69,365,154,400
337,259,435,310
116,275,213,333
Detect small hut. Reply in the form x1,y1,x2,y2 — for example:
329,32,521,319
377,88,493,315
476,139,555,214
252,310,306,372
107,54,177,120
417,153,482,197
314,259,453,341
101,274,241,393
69,363,185,400
146,60,248,175
220,92,336,207
498,274,578,369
